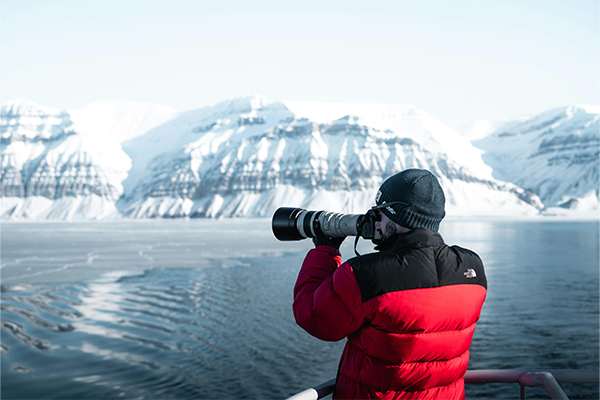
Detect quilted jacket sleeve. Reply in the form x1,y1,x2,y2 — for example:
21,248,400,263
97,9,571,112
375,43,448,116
293,245,364,342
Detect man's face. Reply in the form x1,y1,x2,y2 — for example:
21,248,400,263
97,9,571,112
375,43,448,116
375,210,399,240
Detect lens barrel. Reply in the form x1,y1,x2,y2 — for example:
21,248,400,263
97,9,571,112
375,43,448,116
271,207,361,241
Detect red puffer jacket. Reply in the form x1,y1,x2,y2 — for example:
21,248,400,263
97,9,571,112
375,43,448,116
293,229,487,399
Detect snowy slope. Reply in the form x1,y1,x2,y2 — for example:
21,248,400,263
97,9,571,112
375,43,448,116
450,116,531,142
119,96,542,218
69,101,179,143
473,105,600,214
1,99,132,219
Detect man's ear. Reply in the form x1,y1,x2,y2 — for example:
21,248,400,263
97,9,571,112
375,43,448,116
395,223,412,234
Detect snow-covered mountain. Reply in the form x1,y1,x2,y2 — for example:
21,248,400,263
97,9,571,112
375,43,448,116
3,96,596,221
473,105,600,215
0,99,174,219
118,96,541,218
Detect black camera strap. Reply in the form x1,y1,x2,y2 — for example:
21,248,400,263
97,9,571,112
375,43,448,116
354,234,361,256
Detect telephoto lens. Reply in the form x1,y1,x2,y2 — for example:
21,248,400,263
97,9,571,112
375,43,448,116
272,207,362,241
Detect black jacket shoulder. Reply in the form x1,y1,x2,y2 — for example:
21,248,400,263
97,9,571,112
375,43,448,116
348,229,487,303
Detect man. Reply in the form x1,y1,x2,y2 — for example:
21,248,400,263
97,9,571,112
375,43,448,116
293,169,487,399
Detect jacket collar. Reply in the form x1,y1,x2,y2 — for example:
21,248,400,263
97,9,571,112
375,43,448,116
375,228,445,252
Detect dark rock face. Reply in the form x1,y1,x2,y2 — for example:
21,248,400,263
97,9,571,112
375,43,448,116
1,164,25,197
23,158,123,201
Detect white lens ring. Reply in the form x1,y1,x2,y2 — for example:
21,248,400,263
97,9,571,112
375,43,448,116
296,211,307,238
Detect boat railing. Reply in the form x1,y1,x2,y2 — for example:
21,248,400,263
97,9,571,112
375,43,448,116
286,369,599,400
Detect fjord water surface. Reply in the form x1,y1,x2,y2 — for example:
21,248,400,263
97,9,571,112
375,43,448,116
1,219,598,399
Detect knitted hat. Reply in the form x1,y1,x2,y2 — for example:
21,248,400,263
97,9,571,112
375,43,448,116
375,169,446,232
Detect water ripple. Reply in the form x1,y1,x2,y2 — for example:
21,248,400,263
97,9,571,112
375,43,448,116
1,264,314,400
0,303,74,332
1,320,52,351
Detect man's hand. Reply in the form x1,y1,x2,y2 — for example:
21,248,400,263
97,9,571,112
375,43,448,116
312,220,346,249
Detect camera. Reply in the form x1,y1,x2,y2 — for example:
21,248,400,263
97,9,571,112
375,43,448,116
271,207,382,242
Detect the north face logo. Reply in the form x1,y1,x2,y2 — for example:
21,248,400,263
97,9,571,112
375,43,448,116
464,269,477,278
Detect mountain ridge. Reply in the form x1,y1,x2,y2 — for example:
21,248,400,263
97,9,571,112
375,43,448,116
1,96,597,220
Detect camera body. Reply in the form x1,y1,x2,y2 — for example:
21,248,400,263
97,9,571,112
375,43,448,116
271,207,382,242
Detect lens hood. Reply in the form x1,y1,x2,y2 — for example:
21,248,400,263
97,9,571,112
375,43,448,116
272,207,307,241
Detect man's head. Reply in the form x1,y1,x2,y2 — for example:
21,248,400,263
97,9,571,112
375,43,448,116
375,169,446,232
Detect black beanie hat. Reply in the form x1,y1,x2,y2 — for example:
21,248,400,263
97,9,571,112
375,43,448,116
375,169,446,232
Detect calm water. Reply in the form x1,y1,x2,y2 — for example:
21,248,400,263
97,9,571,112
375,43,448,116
1,219,598,399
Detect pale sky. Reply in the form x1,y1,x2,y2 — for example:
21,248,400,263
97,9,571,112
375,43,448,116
1,0,598,125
